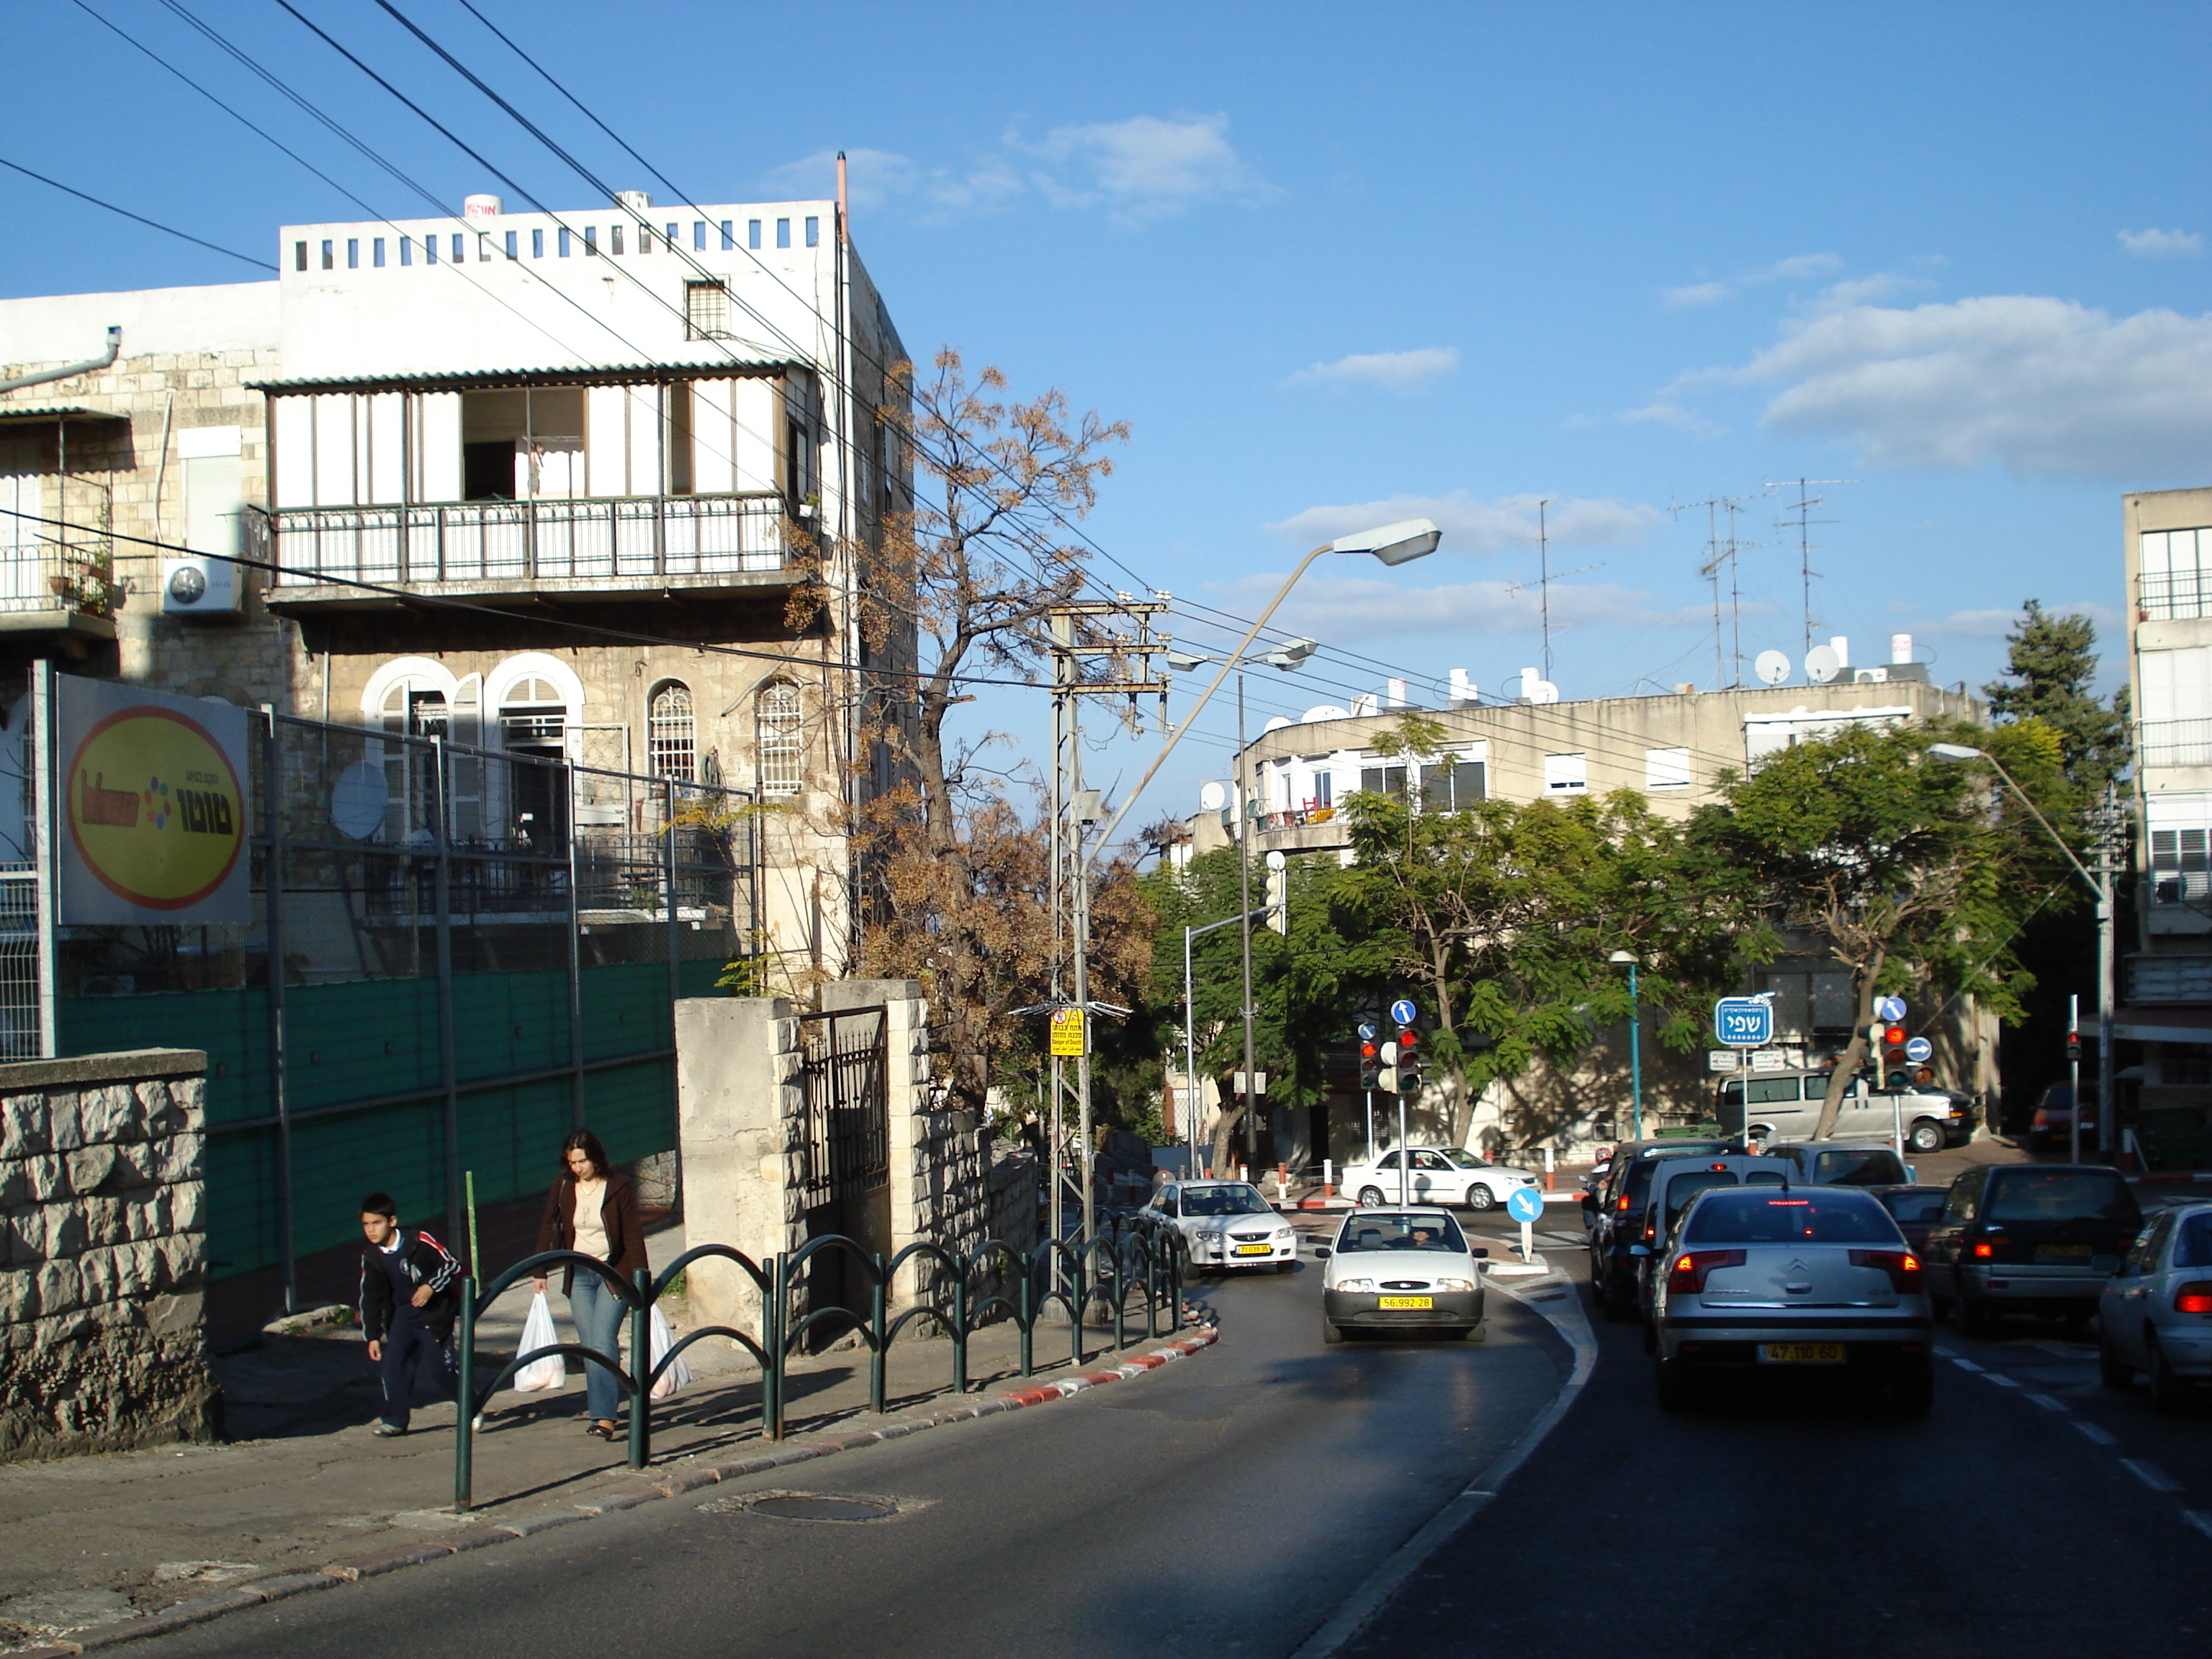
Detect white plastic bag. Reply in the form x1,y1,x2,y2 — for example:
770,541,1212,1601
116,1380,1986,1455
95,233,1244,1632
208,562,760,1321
647,1304,691,1400
514,1292,565,1392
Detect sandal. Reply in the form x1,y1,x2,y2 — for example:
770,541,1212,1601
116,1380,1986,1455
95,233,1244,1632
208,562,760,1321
588,1420,619,1441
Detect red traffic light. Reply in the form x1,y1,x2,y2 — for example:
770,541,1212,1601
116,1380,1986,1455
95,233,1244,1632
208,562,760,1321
1359,1040,1380,1062
1398,1028,1420,1054
1883,1026,1905,1048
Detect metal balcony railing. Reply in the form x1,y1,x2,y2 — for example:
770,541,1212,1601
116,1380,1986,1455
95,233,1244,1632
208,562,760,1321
0,543,111,615
2139,568,2212,621
2139,719,2212,768
265,493,789,588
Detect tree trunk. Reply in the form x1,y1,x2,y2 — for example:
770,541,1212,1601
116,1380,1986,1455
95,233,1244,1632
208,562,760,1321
1812,949,1885,1140
1209,1078,1245,1179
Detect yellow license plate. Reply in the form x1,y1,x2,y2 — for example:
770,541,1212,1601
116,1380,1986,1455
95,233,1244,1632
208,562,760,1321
1377,1295,1434,1310
1760,1343,1845,1364
1235,1244,1271,1256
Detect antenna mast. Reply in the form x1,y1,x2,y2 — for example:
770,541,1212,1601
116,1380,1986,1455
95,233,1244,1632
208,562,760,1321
1765,477,1854,655
1537,499,1552,682
1673,491,1767,688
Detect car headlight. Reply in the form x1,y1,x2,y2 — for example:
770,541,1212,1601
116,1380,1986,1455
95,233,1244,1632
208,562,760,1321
1335,1277,1376,1293
1434,1277,1477,1292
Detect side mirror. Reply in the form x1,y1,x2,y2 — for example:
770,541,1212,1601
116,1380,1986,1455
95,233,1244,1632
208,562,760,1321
1906,1165,1918,1183
1629,1244,1651,1258
1311,1245,1331,1259
1470,1246,1489,1258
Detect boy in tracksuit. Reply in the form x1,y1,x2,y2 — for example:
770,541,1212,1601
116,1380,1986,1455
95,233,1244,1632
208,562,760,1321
358,1192,462,1437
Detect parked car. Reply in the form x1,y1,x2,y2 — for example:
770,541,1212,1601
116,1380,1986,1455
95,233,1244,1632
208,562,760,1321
1337,1146,1539,1211
2028,1084,2100,1154
1587,1138,1743,1321
1137,1181,1298,1272
1633,1155,1795,1322
1651,1184,1934,1413
1715,1069,1972,1152
1758,1142,1912,1187
1318,1207,1486,1343
2099,1202,2212,1409
1868,1186,1950,1256
1924,1164,2142,1334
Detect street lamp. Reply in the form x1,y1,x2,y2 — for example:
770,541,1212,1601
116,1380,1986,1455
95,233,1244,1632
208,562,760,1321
1183,903,1274,1176
1928,742,2116,1161
1609,950,1642,1142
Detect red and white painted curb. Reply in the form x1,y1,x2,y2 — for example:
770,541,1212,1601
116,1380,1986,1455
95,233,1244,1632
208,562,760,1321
26,1326,1220,1656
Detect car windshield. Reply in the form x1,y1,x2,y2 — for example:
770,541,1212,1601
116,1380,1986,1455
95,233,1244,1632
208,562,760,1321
1880,1190,1947,1225
1812,1149,1908,1186
1182,1186,1272,1217
2175,1213,2212,1269
1441,1149,1488,1169
1683,1190,1903,1245
1336,1214,1468,1254
1986,1170,2139,1226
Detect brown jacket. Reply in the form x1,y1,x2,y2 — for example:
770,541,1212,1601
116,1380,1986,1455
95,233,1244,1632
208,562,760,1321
535,1170,648,1295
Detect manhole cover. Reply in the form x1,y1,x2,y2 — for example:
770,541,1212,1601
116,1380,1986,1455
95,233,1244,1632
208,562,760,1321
747,1494,897,1522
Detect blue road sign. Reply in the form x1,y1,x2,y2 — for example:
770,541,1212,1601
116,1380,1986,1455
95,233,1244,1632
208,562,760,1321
1714,997,1773,1048
1875,995,1907,1024
1389,998,1419,1028
1357,1022,1377,1042
1505,1187,1544,1224
1904,1036,1933,1064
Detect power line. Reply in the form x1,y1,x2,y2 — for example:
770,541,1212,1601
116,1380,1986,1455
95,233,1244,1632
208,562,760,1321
0,153,275,271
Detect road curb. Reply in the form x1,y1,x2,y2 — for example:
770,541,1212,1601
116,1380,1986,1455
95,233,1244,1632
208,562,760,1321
35,1325,1219,1655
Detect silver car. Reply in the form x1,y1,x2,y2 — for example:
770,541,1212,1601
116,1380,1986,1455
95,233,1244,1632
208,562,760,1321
1138,1180,1298,1272
1651,1184,1935,1413
2099,1202,2212,1410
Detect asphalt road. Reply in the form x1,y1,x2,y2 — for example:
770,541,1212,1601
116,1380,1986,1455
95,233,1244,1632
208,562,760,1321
133,1249,1572,1658
1346,1211,2212,1659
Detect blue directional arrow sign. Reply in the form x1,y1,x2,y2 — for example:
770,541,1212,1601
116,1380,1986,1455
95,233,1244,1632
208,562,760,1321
1389,998,1419,1028
1505,1187,1545,1224
1357,1022,1377,1042
1875,995,1907,1024
1714,997,1773,1048
1904,1036,1933,1064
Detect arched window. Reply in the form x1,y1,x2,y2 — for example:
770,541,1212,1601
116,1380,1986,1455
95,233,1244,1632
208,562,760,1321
757,681,802,797
649,680,696,782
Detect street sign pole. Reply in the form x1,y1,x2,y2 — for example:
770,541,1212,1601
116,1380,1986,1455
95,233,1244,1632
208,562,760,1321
1364,1087,1374,1165
1398,1094,1410,1206
1506,1185,1545,1262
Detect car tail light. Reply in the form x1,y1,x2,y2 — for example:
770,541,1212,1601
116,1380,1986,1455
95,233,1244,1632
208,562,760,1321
1666,1249,1745,1294
1972,1241,1994,1258
1850,1249,1923,1292
1617,1193,1632,1213
2175,1282,2212,1315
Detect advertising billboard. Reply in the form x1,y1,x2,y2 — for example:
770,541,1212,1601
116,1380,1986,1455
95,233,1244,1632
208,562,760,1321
55,674,250,925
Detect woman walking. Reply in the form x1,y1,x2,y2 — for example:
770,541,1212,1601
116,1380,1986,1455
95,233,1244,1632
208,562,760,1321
533,1129,647,1440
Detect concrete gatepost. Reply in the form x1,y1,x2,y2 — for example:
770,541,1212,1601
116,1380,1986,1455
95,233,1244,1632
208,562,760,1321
822,980,935,1309
675,997,806,1340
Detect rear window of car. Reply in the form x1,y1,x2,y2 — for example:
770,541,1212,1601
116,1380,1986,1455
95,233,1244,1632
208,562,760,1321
1813,1149,1908,1186
1683,1190,1904,1245
2175,1213,2212,1269
1985,1170,2139,1226
1879,1190,1946,1225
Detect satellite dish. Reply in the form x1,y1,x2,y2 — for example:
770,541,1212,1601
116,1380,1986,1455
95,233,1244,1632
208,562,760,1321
1262,716,1292,734
1804,644,1842,685
1755,649,1791,687
1303,704,1351,724
1198,781,1228,812
330,760,389,840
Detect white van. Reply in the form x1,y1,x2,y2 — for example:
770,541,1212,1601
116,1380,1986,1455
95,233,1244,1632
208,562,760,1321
1714,1070,1972,1153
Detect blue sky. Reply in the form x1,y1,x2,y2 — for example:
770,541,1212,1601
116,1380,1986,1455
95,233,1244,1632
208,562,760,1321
5,1,2209,827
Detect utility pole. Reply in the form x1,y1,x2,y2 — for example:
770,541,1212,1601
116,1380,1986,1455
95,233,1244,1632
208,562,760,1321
1237,670,1258,1175
2097,782,2120,1161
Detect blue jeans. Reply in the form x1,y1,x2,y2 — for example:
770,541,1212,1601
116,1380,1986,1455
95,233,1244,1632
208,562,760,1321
567,1273,624,1423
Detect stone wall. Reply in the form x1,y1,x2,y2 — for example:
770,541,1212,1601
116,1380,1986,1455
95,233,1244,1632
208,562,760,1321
675,996,806,1337
0,1049,217,1462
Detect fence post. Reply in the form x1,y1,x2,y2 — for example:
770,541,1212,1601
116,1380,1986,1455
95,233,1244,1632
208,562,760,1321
454,1277,477,1512
1017,1252,1034,1379
766,1253,786,1440
1070,1249,1085,1372
626,1268,651,1470
951,1259,968,1395
868,1252,886,1413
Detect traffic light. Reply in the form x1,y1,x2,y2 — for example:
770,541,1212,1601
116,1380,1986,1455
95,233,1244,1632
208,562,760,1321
1395,1024,1422,1096
1377,1040,1399,1095
1877,1021,1906,1089
1358,1035,1381,1091
2066,1031,2082,1062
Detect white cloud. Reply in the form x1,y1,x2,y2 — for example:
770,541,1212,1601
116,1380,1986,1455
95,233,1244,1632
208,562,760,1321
1816,272,1933,308
1620,401,1713,435
1286,347,1458,391
1661,252,1841,307
1662,281,1737,309
763,114,1264,225
1208,572,1709,643
1921,600,2123,639
1266,491,1662,556
1760,253,1844,282
2120,228,2203,258
1731,295,2212,477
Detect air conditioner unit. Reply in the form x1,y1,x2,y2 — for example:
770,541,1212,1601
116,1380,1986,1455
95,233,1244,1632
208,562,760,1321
161,556,240,616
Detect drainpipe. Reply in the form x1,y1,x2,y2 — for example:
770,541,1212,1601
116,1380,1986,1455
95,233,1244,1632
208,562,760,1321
0,327,121,395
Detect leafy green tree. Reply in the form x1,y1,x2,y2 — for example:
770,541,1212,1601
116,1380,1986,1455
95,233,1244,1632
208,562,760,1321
1983,600,2130,796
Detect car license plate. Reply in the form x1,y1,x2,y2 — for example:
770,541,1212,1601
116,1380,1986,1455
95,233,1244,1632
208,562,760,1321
1759,1343,1845,1364
1377,1295,1434,1310
1235,1244,1271,1256
2036,1244,2092,1262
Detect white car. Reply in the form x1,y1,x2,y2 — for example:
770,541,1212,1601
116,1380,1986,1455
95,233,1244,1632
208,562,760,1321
1318,1207,1487,1342
1138,1180,1299,1272
1337,1146,1539,1211
2100,1202,2212,1410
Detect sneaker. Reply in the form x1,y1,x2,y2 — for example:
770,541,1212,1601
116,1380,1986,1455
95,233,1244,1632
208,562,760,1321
372,1422,406,1438
471,1414,486,1433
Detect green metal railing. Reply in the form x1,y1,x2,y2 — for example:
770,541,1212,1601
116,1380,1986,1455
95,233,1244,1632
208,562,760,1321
453,1223,1189,1509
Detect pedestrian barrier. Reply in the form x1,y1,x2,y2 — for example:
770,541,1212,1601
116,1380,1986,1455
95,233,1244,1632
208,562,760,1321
452,1222,1188,1509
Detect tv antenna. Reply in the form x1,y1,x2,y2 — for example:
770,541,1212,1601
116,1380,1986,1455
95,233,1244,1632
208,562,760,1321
1673,491,1767,688
1765,477,1854,654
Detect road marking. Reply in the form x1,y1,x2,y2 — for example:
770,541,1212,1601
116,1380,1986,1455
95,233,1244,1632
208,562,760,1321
2072,1421,2118,1447
2024,1392,2067,1412
2185,1511,2212,1542
2121,1458,2185,1493
1947,1354,1984,1372
1984,1373,2020,1388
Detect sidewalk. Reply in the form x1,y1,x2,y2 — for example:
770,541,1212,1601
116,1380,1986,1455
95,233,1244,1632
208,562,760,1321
0,1221,1207,1653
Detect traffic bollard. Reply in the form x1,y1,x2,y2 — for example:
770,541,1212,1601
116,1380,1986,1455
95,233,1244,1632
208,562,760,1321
1323,1158,1334,1198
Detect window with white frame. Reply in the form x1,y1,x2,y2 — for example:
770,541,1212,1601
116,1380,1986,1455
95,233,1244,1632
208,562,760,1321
2141,527,2212,621
1544,752,1588,793
757,681,803,796
1418,757,1486,811
648,681,696,782
1645,747,1692,790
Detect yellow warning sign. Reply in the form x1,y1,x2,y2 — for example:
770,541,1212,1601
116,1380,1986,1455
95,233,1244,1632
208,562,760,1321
1049,1007,1087,1056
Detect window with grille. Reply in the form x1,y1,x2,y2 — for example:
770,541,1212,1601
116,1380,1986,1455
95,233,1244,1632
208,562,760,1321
758,682,802,796
685,280,729,340
649,681,696,782
2152,827,2211,904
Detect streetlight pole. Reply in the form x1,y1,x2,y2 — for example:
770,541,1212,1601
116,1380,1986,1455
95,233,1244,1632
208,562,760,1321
1609,950,1643,1142
1930,745,2118,1160
1184,906,1270,1177
1236,670,1258,1177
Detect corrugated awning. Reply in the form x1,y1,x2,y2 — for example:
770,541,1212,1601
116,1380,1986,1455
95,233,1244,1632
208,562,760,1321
250,359,804,395
0,405,129,427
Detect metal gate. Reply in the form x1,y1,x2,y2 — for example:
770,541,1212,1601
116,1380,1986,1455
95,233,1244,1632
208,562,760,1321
796,1004,890,1339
